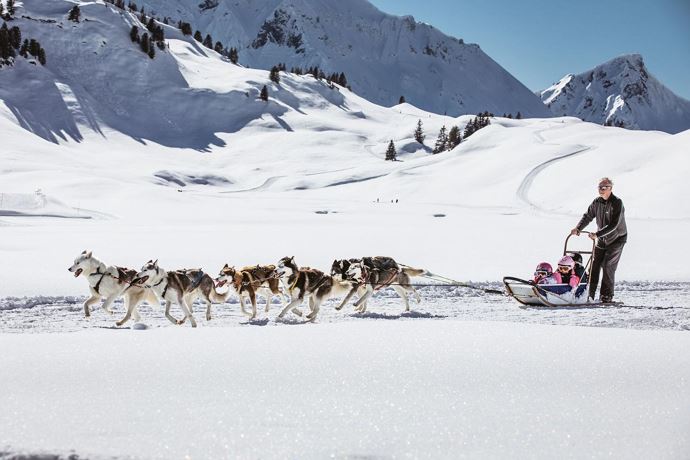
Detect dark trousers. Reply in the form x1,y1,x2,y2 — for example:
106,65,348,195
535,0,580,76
589,235,627,300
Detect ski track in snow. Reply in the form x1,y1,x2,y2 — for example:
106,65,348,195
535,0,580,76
516,128,593,212
2,281,689,334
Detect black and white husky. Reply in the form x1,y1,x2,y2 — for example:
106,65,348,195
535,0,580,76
133,260,226,327
68,250,159,326
276,256,358,321
345,259,425,313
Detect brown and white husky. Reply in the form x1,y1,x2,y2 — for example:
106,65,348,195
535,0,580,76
68,250,159,326
276,256,359,321
133,260,226,327
215,264,288,319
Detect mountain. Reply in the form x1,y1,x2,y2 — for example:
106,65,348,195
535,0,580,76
538,54,690,134
137,0,550,118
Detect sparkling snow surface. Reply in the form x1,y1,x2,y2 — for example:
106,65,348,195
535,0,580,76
1,2,690,459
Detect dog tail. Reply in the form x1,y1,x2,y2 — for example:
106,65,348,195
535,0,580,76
210,286,229,303
401,266,426,277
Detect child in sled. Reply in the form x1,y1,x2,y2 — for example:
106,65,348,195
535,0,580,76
552,255,581,290
533,262,557,285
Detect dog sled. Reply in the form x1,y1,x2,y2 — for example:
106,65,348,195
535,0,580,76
503,232,619,308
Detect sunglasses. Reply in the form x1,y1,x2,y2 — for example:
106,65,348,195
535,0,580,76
598,185,611,191
557,265,571,271
534,270,549,276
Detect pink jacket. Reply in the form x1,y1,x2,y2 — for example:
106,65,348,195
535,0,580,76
551,271,581,288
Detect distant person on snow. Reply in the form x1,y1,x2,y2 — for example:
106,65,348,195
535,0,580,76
570,177,627,303
551,255,580,290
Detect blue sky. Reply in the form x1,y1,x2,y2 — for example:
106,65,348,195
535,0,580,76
368,0,690,99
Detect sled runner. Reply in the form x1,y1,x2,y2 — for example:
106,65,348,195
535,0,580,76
503,232,620,308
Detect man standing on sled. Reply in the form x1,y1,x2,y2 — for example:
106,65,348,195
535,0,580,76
571,177,628,303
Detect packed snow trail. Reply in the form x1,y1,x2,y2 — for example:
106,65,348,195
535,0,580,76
2,281,689,333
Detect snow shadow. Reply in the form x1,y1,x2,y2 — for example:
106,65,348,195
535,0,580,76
351,310,447,320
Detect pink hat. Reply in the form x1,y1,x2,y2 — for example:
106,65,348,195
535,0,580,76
558,255,575,269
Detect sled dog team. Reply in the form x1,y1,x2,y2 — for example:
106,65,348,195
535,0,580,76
68,251,426,327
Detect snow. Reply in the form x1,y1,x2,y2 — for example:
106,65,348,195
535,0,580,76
1,1,690,458
137,0,550,117
2,322,690,459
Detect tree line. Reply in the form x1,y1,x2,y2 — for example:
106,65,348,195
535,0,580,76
385,113,493,161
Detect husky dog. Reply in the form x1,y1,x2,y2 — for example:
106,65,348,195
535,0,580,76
330,258,369,310
215,264,288,319
330,256,400,311
68,250,158,326
133,260,226,327
345,259,425,313
276,256,358,321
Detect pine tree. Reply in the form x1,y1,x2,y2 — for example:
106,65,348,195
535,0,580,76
399,95,406,104
447,126,461,150
214,41,223,54
19,38,27,57
6,0,15,17
28,38,40,57
9,25,20,49
193,30,202,42
269,65,280,84
202,34,213,49
414,119,425,144
338,72,347,87
148,44,155,59
179,22,192,36
433,126,448,154
68,6,81,23
140,32,149,54
516,111,522,119
130,25,140,43
260,85,268,101
385,140,397,161
37,46,46,65
229,47,238,64
0,4,4,19
146,17,155,33
0,23,13,60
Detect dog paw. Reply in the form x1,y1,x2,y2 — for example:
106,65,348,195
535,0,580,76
291,308,303,317
176,319,185,325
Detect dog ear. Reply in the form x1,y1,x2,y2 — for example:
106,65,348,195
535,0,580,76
85,250,92,258
153,259,158,267
223,263,229,269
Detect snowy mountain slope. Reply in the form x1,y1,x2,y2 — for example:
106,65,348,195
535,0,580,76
136,0,550,117
1,0,690,297
538,54,690,133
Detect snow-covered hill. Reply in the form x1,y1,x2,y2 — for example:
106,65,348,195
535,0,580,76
538,54,690,133
136,0,549,118
1,0,690,297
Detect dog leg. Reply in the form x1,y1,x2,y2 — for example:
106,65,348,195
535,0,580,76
307,296,323,322
205,300,213,321
164,300,182,325
335,286,358,311
393,285,411,312
100,294,118,315
278,292,303,319
354,286,374,311
83,294,100,318
237,292,252,317
248,289,257,320
116,293,138,327
178,296,197,328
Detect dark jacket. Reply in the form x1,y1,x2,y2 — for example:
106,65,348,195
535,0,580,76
576,193,627,246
